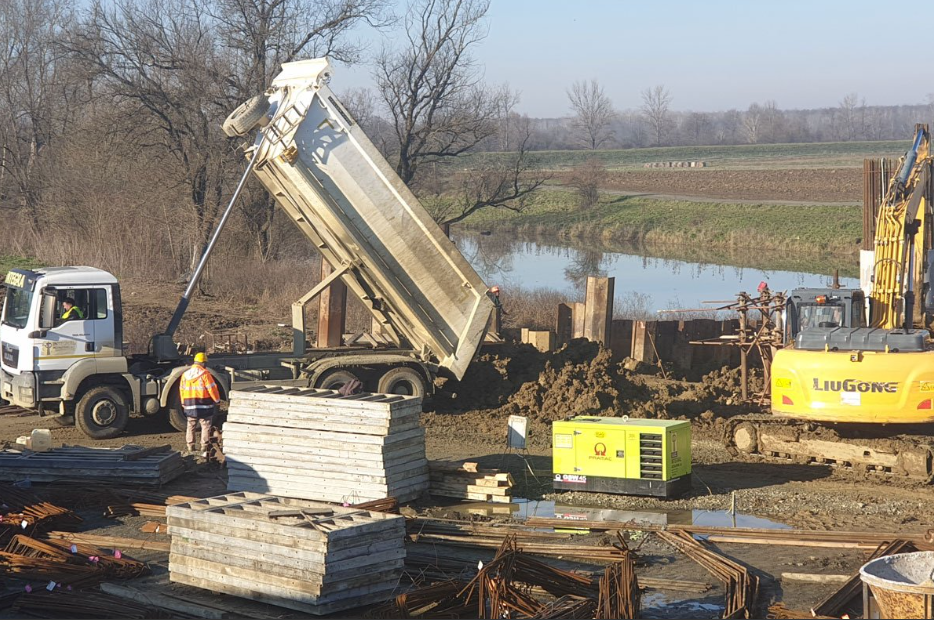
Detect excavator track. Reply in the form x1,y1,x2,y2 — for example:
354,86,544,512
722,414,934,483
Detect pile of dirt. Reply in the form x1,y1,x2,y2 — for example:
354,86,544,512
436,340,758,423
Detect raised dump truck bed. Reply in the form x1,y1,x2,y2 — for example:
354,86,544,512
245,59,493,380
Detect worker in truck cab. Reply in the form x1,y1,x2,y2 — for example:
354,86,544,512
60,297,84,321
180,352,221,458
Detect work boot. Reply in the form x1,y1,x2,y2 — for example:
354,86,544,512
186,444,197,455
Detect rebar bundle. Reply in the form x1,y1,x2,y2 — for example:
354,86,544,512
0,484,82,543
596,557,640,619
0,534,148,587
657,530,758,619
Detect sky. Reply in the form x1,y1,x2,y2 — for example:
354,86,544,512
336,0,934,118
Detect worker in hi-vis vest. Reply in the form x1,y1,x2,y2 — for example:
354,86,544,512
179,352,221,457
61,297,84,321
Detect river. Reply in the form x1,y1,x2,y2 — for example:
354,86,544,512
453,232,859,313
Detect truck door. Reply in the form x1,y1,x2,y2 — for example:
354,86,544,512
33,288,100,372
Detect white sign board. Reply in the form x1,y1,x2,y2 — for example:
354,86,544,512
507,415,528,449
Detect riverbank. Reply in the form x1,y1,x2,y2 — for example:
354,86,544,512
459,190,862,259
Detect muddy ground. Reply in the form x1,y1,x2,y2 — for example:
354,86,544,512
1,338,932,618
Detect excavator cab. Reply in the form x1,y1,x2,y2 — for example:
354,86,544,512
785,287,866,344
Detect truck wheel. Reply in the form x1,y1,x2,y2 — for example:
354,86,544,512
317,370,361,392
167,391,188,432
223,95,270,138
377,367,426,398
75,386,129,440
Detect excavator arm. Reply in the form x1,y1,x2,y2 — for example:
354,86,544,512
869,124,933,329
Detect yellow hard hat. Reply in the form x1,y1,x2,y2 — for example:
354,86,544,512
194,352,207,364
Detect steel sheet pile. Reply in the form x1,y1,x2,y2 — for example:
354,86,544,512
167,492,406,615
224,387,429,503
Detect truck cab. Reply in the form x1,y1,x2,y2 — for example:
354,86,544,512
1,267,140,436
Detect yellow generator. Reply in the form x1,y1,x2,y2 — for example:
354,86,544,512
552,417,692,498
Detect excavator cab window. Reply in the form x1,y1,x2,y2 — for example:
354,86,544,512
797,303,845,330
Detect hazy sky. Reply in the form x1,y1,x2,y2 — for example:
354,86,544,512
336,0,934,118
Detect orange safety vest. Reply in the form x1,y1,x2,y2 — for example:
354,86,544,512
179,364,220,418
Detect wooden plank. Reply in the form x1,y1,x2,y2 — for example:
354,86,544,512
221,423,424,446
169,560,400,604
427,460,480,473
226,459,427,484
169,572,398,616
227,399,421,420
224,413,421,436
229,388,419,412
170,553,401,597
140,521,168,534
221,437,425,460
221,443,425,467
171,540,404,583
226,476,427,504
168,526,406,569
100,582,229,619
167,505,403,544
781,573,851,584
225,470,429,497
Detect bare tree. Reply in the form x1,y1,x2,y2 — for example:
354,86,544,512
568,157,606,209
213,0,391,260
640,85,671,146
0,0,74,231
838,93,863,141
425,119,547,226
760,100,784,143
685,112,710,145
375,0,544,226
375,0,498,186
566,79,615,150
68,0,236,275
742,103,763,144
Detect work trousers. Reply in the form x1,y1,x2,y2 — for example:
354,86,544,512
186,416,213,448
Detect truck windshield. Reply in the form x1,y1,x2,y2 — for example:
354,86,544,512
1,287,32,329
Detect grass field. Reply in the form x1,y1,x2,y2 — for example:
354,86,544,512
459,190,862,258
466,139,909,171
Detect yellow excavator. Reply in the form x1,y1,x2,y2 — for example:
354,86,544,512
726,124,934,480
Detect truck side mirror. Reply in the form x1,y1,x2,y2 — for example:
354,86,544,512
39,293,57,330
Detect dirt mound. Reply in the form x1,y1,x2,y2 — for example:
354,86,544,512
435,342,761,424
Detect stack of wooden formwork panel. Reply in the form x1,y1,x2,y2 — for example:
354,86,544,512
167,492,405,615
223,387,428,503
0,446,184,485
428,460,514,503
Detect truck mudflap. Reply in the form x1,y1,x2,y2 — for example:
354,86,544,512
246,59,493,381
724,414,934,482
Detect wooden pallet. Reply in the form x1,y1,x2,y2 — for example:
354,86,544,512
167,492,404,615
0,445,184,485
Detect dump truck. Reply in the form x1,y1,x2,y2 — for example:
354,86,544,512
0,58,494,439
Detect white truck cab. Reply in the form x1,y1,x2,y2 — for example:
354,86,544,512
1,267,135,436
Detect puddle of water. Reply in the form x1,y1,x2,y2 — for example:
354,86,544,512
464,498,790,530
642,592,724,620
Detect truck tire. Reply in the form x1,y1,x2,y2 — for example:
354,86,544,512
167,390,187,432
377,367,426,398
317,370,361,392
223,95,270,138
75,386,129,440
